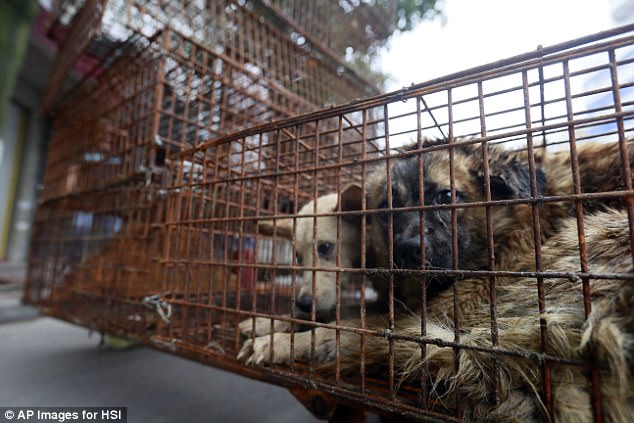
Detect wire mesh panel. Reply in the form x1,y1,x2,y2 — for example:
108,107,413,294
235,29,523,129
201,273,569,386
27,23,634,422
45,0,381,112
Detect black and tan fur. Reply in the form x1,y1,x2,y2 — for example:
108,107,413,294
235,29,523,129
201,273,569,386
365,140,634,313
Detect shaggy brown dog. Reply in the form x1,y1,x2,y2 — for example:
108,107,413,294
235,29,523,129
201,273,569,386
359,140,634,421
328,209,634,422
365,140,634,313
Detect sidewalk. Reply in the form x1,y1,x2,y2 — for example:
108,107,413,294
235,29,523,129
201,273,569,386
0,315,321,423
0,261,39,324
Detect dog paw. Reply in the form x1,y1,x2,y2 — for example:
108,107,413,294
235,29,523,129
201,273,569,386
314,338,337,363
238,317,266,337
238,317,291,337
237,333,292,365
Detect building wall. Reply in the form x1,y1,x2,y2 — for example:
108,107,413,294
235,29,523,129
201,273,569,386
1,27,52,263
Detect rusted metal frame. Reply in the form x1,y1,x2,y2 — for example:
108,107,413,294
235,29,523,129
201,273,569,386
466,94,634,147
359,108,368,396
119,190,136,314
477,80,501,406
415,97,429,408
335,114,344,385
48,213,68,304
181,176,194,344
163,256,633,282
170,86,634,164
535,50,550,147
279,127,336,173
161,25,319,116
244,6,254,72
206,142,224,342
171,188,634,229
382,103,396,400
268,129,283,364
199,52,221,146
446,88,463,416
196,155,213,344
29,23,634,420
608,48,634,270
163,151,185,342
274,127,369,176
221,145,234,339
268,17,281,91
232,138,248,352
521,69,552,418
44,84,158,171
195,47,213,349
179,34,197,339
393,75,632,146
38,169,168,206
250,0,381,96
184,150,281,189
212,71,310,123
386,27,634,106
237,1,246,68
188,68,204,150
109,79,127,186
217,65,232,139
563,59,603,423
418,95,446,140
500,125,634,161
45,231,120,245
142,333,465,423
164,31,179,154
33,195,154,220
181,184,298,220
281,21,292,100
458,58,621,108
158,295,611,370
289,125,301,370
248,133,265,354
309,121,320,373
42,0,107,113
390,30,634,119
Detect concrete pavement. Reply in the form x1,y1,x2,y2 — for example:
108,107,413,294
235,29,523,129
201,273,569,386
0,313,321,423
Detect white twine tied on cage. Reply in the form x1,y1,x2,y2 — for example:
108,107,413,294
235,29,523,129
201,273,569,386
142,294,172,324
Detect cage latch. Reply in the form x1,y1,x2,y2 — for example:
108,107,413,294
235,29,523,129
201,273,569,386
142,294,172,323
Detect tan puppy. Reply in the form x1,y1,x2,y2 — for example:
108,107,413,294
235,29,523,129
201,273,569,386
238,184,363,340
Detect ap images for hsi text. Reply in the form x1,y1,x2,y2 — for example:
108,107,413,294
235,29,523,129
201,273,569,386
10,409,123,421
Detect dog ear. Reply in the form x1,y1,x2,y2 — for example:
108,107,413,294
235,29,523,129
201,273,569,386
257,218,293,239
476,148,546,200
339,183,363,211
337,183,363,223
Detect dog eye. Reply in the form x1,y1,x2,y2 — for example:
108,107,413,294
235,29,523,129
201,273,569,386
435,190,461,205
317,242,334,257
295,253,303,265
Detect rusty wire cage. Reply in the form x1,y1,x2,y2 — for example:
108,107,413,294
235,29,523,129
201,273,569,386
28,0,383,339
26,11,634,423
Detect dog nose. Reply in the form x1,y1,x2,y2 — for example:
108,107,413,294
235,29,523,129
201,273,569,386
398,236,422,269
296,293,313,313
